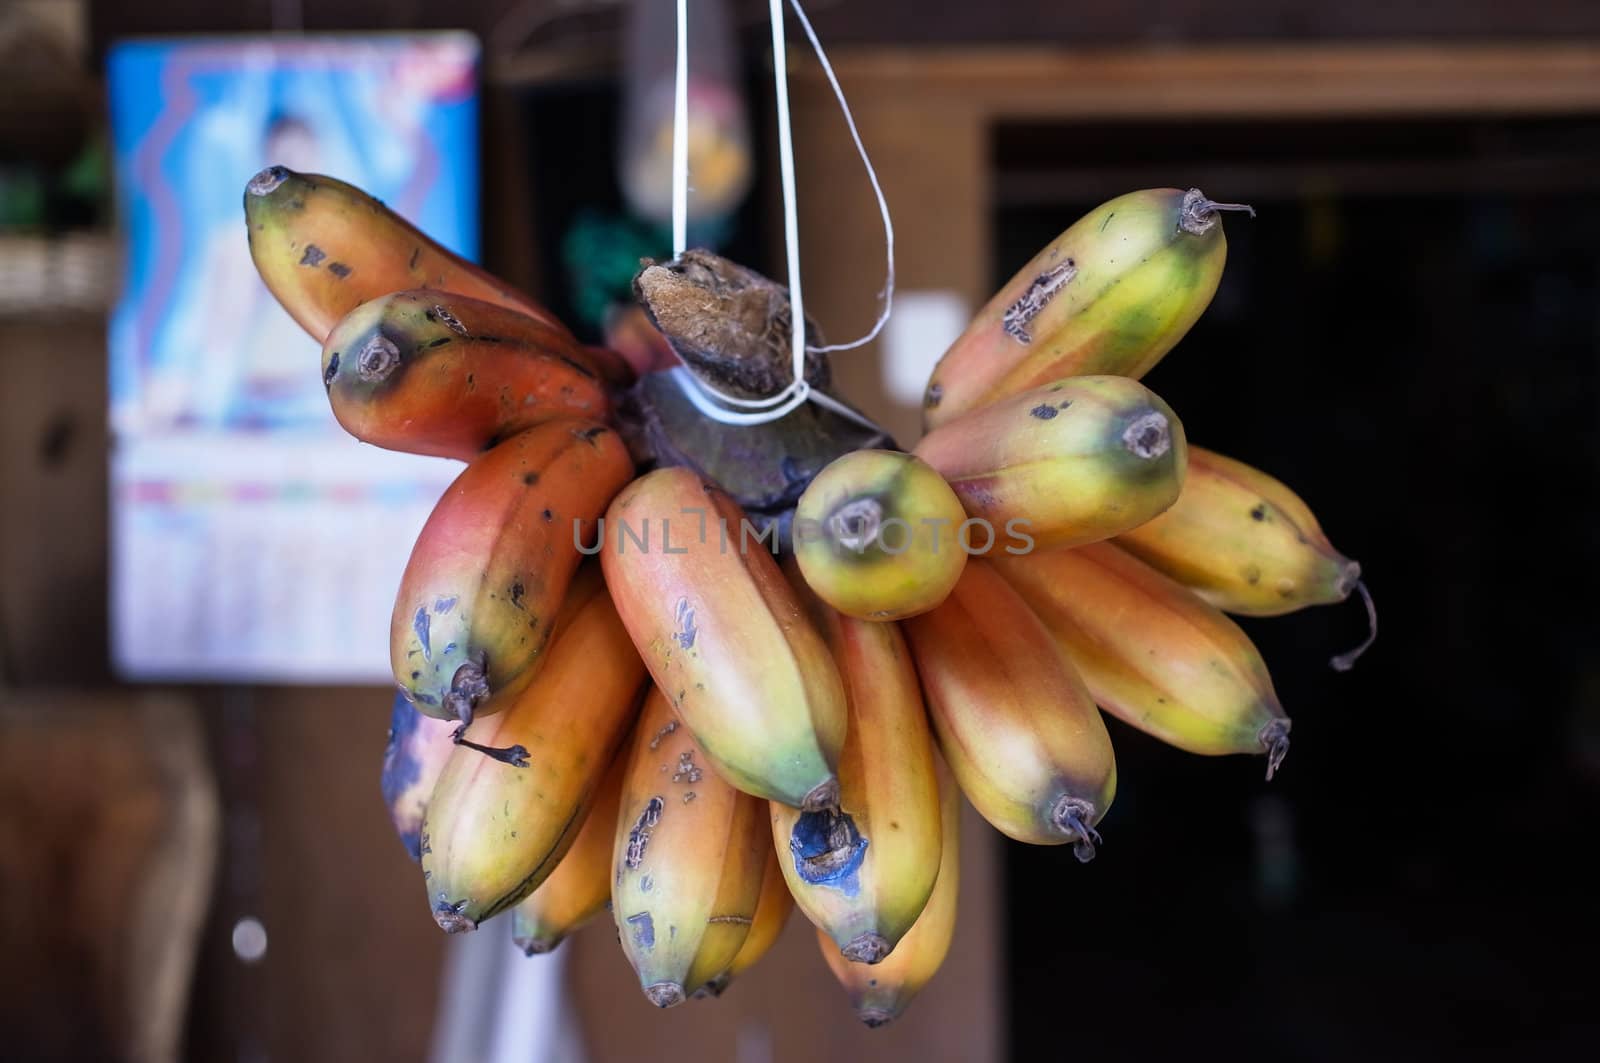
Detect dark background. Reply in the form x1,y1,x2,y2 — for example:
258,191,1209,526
997,117,1600,1059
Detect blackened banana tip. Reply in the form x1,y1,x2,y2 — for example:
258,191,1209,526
247,165,290,198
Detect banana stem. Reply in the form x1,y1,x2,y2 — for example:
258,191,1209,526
1051,796,1102,862
450,726,530,768
1179,188,1257,235
1328,580,1378,673
1260,718,1291,781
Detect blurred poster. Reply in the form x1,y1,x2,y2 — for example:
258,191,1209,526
107,36,479,682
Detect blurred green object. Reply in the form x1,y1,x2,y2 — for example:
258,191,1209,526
0,133,109,232
561,208,730,331
0,166,47,229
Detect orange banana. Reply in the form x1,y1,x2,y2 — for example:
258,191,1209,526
996,542,1291,777
694,845,794,998
772,594,941,962
380,691,457,862
902,560,1115,859
602,467,847,809
611,687,770,1007
322,290,610,461
511,739,630,955
914,376,1187,552
243,165,564,342
421,571,646,931
819,761,961,1028
392,419,633,724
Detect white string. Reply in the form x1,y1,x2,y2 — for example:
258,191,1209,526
785,0,894,353
665,0,889,434
671,0,689,256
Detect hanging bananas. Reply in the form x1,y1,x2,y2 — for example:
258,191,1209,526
239,158,1364,1029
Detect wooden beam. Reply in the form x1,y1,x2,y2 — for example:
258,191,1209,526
789,44,1600,118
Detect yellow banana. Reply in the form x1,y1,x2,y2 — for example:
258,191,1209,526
1115,445,1364,617
602,467,847,809
914,376,1187,552
924,187,1248,428
421,570,647,931
612,687,770,1007
771,595,941,963
694,845,794,998
819,761,961,1028
792,449,968,621
243,166,564,342
996,542,1291,777
902,561,1115,859
511,739,629,955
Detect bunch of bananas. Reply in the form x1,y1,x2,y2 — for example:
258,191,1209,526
251,168,1367,1025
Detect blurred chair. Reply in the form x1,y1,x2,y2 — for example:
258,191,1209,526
0,692,218,1063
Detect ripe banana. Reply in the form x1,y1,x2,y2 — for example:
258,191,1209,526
602,467,847,809
421,569,646,932
612,687,770,1007
1115,445,1363,617
792,449,968,621
902,560,1115,858
819,761,960,1028
771,596,941,963
913,375,1187,552
694,845,793,998
511,739,629,955
923,187,1248,427
380,691,458,861
996,542,1291,777
393,418,633,724
243,165,564,342
321,290,610,461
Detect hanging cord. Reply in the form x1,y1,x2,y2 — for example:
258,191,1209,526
667,0,891,431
